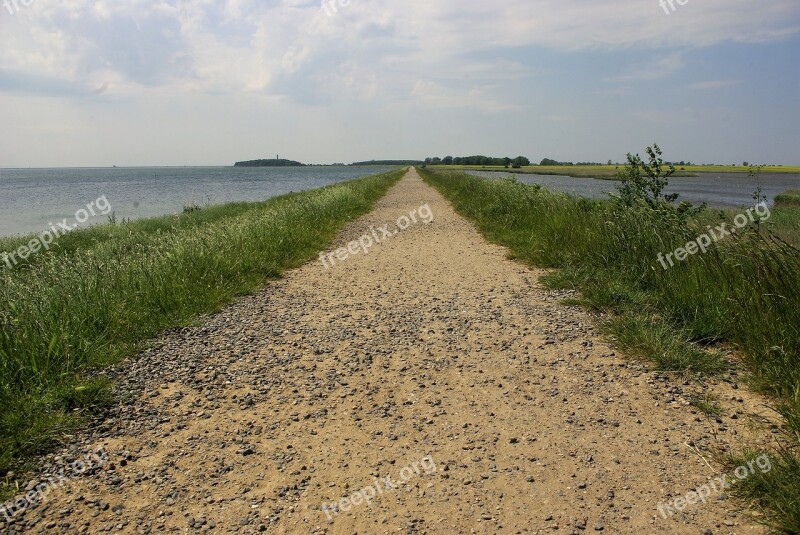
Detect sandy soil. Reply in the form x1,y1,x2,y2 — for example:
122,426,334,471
4,169,772,534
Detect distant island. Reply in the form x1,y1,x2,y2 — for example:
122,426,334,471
235,158,305,167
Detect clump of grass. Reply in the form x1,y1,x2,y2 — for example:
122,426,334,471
419,156,800,533
183,202,203,214
766,192,800,249
0,168,405,474
689,392,724,417
605,314,728,375
775,190,800,208
724,449,800,534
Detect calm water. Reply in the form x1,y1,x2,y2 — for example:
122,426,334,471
3,167,798,238
469,171,800,208
0,166,396,237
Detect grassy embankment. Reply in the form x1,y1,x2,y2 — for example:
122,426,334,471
775,190,800,207
419,166,800,533
433,164,800,179
0,168,406,479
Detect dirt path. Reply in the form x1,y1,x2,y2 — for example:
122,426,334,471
7,169,768,534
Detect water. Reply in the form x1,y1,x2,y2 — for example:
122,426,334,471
3,167,797,238
468,171,800,208
0,166,397,237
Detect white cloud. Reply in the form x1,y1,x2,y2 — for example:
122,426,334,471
410,80,523,112
688,80,742,90
610,52,687,82
0,0,798,166
1,0,798,98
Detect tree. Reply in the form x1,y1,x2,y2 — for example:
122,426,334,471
614,143,705,221
513,156,530,167
616,144,677,209
442,156,453,165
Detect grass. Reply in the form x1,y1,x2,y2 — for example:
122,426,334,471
0,168,406,478
770,194,800,248
690,393,724,417
682,165,800,174
432,164,800,179
0,200,267,267
689,198,800,249
418,167,800,533
433,164,691,178
776,190,800,207
602,314,728,375
726,449,800,534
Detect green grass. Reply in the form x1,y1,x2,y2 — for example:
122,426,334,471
769,204,800,249
433,164,693,178
682,165,800,174
690,393,724,417
0,168,406,477
725,449,800,534
431,164,800,179
419,168,800,533
776,190,800,207
603,314,728,375
690,200,800,250
0,200,268,268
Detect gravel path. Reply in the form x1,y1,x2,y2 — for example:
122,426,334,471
5,169,770,534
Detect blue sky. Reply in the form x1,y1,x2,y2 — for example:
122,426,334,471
1,0,798,166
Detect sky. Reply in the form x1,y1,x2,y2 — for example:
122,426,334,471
1,0,799,167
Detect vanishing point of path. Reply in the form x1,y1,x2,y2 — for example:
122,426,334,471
16,169,765,534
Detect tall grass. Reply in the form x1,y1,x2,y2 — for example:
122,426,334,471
0,168,405,472
419,168,800,533
775,190,800,207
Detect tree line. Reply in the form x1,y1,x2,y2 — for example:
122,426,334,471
424,155,531,168
350,160,425,166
